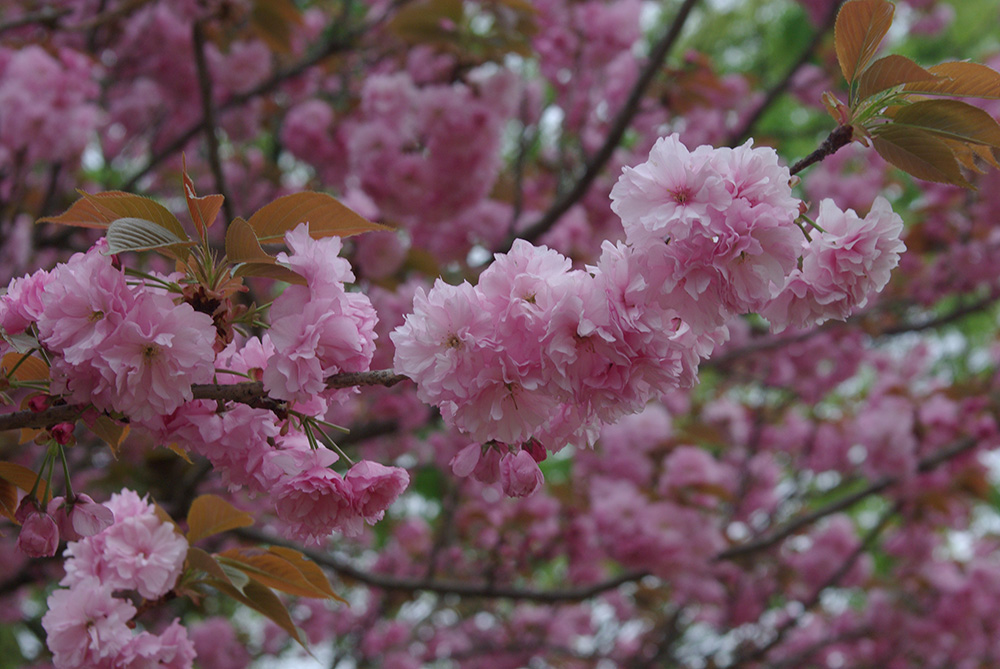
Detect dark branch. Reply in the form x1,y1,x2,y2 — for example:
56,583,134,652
237,527,646,603
727,0,845,147
499,0,702,251
0,369,410,432
789,124,854,176
191,22,234,223
716,437,977,561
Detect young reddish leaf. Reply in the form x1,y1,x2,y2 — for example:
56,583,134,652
251,0,302,53
835,0,895,86
871,125,973,188
217,547,344,601
2,352,49,382
0,478,18,523
0,462,50,503
905,61,1000,99
165,442,194,464
232,261,307,285
247,192,391,244
39,191,189,240
216,549,327,599
267,546,345,602
186,494,255,543
87,416,130,458
889,99,1000,148
105,217,193,259
205,577,306,645
388,0,464,45
946,140,989,174
185,546,232,582
225,217,272,264
182,160,224,240
857,55,938,101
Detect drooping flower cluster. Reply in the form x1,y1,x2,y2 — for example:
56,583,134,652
42,489,195,669
393,134,907,470
262,222,378,404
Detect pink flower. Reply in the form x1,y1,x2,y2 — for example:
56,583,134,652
117,621,196,669
499,449,544,497
346,460,410,524
0,268,51,335
89,290,216,422
273,448,363,543
610,134,732,245
42,577,136,668
276,222,355,288
47,494,114,542
15,498,59,557
102,513,189,599
762,196,905,331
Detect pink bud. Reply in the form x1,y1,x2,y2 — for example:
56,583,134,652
16,504,59,557
50,423,75,445
499,450,544,498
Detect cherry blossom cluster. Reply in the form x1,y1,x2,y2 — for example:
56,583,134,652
41,489,194,669
0,222,408,546
393,134,906,465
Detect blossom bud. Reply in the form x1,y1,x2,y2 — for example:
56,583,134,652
27,394,51,412
50,423,75,445
15,499,59,557
499,450,544,497
472,445,501,484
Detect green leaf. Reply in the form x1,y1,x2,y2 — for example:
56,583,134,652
872,124,973,188
856,55,938,101
104,217,193,257
835,0,895,86
247,192,391,244
186,494,255,543
888,99,1000,148
905,61,1000,99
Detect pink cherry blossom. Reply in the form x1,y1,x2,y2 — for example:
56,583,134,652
42,577,136,669
346,460,410,524
499,450,544,497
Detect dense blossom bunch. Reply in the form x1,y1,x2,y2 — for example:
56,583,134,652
394,134,905,469
42,489,195,669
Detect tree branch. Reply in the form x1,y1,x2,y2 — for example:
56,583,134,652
237,526,646,603
499,0,702,251
727,0,844,147
0,369,410,432
191,21,234,223
715,437,977,561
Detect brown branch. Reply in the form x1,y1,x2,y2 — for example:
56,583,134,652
121,25,367,192
499,0,703,252
237,527,645,603
0,7,71,36
726,503,898,669
727,0,844,147
715,437,977,561
789,124,854,176
191,21,234,223
0,369,409,432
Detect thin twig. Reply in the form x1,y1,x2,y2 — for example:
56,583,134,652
0,369,410,432
727,0,845,147
236,526,647,602
191,21,234,223
499,0,703,251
